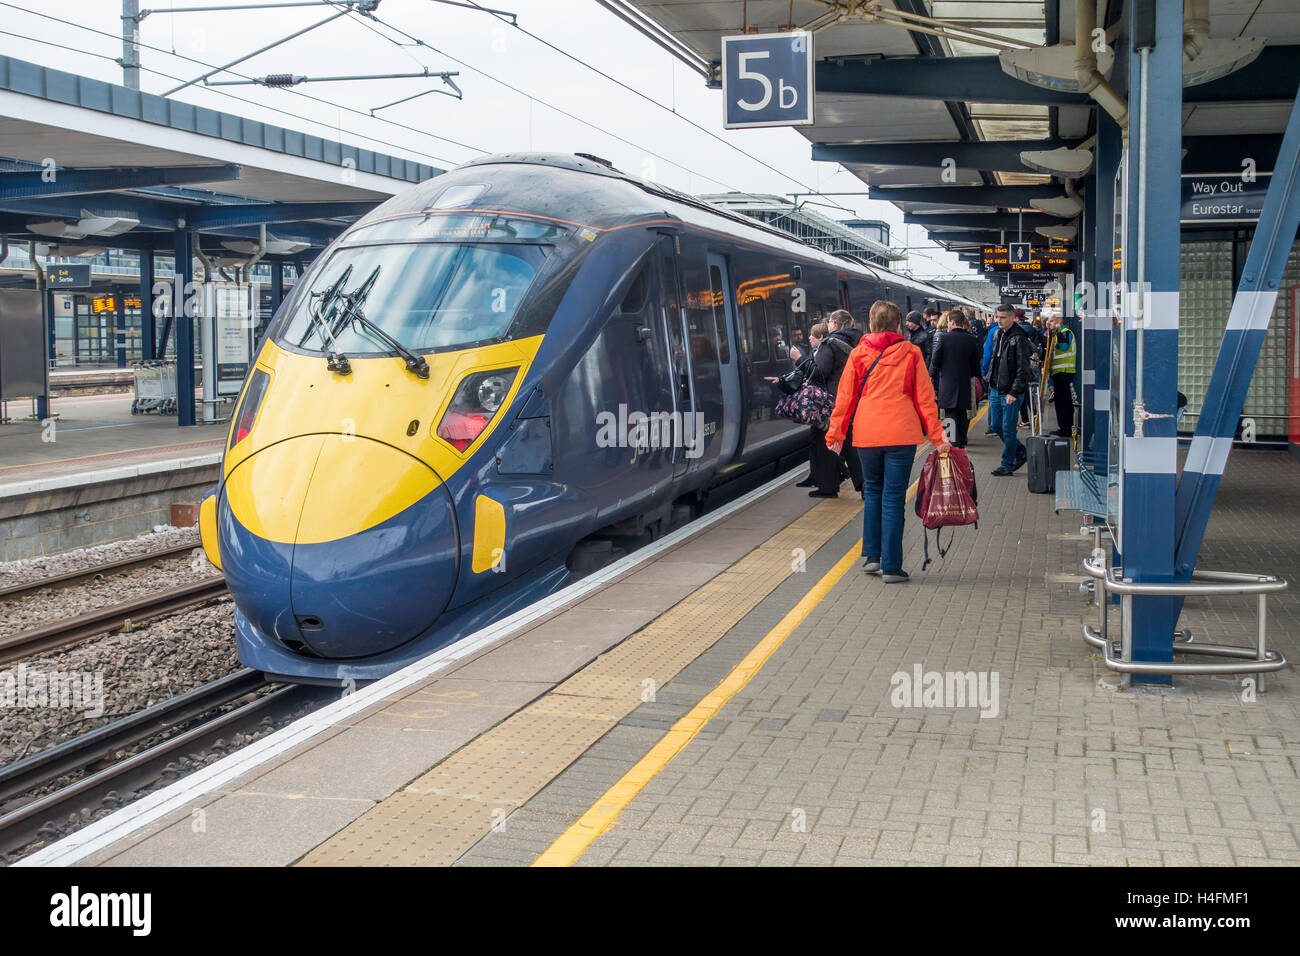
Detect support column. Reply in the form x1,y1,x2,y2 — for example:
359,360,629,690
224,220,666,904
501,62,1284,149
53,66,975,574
1119,0,1183,682
1089,112,1121,459
269,258,284,346
1077,168,1096,453
139,248,155,361
173,229,196,426
114,299,127,368
36,289,54,421
270,258,284,309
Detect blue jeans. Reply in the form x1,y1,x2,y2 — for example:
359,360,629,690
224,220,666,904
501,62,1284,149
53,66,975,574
857,445,916,574
986,386,1003,433
994,390,1025,469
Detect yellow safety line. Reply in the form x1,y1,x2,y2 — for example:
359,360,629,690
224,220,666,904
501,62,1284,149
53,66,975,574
532,402,991,867
531,543,861,867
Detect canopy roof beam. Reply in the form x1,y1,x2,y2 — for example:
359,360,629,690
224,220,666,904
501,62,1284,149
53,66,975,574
0,164,241,200
813,47,1300,105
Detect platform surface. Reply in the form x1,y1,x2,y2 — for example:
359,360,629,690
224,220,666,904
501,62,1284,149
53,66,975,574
0,393,223,491
56,423,1300,867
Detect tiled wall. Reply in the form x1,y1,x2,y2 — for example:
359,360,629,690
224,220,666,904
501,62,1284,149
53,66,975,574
1179,239,1296,435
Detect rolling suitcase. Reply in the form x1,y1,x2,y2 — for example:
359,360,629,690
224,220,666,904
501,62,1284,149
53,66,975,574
1027,434,1071,494
1026,385,1070,493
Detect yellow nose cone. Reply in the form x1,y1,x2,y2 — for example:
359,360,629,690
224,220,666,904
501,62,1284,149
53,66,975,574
225,434,440,544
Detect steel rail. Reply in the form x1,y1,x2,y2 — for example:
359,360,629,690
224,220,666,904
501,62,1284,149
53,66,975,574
0,543,202,601
0,682,298,859
0,577,228,665
0,668,267,804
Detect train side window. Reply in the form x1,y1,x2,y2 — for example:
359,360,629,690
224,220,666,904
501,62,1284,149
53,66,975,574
739,296,769,363
769,297,798,355
620,262,650,314
707,264,731,364
769,301,793,360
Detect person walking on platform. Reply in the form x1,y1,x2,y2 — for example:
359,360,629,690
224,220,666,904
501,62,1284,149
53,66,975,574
766,327,825,488
924,305,942,334
1014,308,1040,426
905,310,935,367
827,300,949,584
988,304,1034,476
801,322,844,498
982,313,1001,436
929,310,982,448
1045,313,1077,438
824,309,865,495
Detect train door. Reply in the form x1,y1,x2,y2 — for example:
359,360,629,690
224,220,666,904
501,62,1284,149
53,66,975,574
656,235,697,476
839,279,851,311
706,253,741,464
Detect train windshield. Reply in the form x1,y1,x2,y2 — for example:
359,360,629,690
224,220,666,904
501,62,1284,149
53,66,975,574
278,241,551,353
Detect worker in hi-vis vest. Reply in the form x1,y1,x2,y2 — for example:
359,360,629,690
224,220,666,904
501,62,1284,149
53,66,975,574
1045,313,1078,438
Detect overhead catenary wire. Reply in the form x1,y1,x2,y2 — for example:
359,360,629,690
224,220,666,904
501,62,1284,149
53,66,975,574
341,6,742,192
0,1,486,163
4,1,972,274
455,0,860,213
4,0,748,195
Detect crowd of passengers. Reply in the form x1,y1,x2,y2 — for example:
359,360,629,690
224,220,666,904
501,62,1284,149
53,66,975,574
770,299,1076,583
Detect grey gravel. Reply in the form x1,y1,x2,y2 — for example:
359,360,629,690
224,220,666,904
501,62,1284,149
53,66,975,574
0,549,218,639
0,525,201,590
0,597,239,766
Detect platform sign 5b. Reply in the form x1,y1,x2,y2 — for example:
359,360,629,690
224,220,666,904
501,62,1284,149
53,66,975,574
721,31,814,129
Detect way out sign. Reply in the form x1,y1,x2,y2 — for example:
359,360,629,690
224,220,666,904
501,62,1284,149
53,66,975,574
721,31,814,129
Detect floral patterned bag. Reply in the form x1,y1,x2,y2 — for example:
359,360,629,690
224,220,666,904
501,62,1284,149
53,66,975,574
775,383,836,428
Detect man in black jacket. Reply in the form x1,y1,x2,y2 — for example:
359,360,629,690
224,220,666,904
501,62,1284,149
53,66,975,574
819,310,865,494
905,310,934,365
768,327,826,488
929,312,982,448
988,304,1034,476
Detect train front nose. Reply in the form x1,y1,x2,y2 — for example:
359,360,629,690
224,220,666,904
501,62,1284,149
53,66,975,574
219,434,459,659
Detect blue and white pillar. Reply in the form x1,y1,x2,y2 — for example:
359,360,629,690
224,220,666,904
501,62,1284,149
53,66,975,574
1087,113,1122,459
1117,0,1183,682
1174,88,1300,582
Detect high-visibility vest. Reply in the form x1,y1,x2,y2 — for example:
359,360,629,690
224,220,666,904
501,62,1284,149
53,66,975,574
1050,327,1077,374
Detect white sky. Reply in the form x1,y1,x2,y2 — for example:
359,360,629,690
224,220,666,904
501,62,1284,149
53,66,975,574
0,0,977,277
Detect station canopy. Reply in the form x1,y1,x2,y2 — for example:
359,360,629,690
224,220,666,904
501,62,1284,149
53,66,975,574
0,54,442,265
611,1,1300,267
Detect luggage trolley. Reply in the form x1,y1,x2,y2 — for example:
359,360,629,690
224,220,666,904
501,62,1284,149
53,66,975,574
131,361,178,415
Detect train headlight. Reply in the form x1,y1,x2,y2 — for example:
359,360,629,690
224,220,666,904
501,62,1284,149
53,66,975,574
230,368,270,448
477,374,511,413
436,367,519,452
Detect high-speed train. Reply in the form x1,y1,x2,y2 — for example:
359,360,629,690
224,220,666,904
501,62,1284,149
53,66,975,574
199,152,986,682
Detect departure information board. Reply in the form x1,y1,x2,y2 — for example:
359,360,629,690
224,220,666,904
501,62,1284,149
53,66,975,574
980,245,1072,273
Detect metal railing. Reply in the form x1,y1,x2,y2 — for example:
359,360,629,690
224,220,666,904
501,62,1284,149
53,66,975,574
1076,449,1105,503
1081,554,1288,688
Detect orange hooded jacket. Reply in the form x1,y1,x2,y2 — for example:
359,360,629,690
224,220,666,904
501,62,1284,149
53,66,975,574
825,330,946,449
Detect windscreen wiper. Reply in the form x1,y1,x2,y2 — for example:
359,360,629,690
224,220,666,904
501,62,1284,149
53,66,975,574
336,266,430,379
305,265,354,375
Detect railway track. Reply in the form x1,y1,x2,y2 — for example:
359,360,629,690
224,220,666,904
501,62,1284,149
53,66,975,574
0,670,314,859
0,576,228,666
0,542,201,602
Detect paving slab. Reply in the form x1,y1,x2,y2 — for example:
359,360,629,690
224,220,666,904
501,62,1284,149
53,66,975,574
457,432,1300,867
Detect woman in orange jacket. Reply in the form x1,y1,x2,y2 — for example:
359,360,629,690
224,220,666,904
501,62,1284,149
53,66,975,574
827,300,949,583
